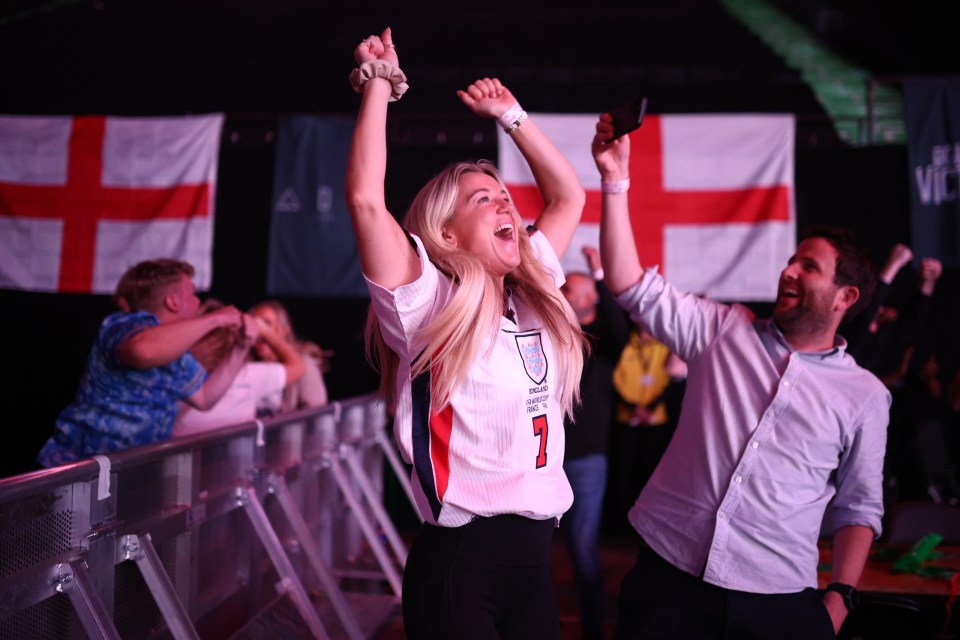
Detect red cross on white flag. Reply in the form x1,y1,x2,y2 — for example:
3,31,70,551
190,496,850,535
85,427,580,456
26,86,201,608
0,113,224,294
499,113,796,301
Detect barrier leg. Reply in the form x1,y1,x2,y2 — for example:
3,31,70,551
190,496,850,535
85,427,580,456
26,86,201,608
329,454,404,598
119,533,201,640
238,484,331,640
342,444,409,565
375,430,424,525
268,474,368,640
56,560,123,640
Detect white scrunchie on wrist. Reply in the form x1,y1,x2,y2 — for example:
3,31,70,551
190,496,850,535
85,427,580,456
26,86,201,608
349,60,410,102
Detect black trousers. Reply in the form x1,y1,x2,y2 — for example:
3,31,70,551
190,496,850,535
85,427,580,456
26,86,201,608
402,514,560,640
613,540,836,640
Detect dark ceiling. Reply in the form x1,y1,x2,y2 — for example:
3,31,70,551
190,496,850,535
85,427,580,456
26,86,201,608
0,1,956,124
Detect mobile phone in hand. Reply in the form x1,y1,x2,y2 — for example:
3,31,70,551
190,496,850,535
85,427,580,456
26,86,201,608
609,97,648,140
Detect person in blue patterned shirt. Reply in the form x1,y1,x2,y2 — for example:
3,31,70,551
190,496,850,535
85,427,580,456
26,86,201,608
37,259,256,467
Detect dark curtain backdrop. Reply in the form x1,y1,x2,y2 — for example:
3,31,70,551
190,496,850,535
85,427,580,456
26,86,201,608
2,131,954,480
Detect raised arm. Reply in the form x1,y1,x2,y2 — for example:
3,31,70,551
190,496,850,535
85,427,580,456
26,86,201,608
918,257,942,297
255,318,306,386
117,305,243,369
844,243,912,355
186,313,261,410
344,27,420,291
457,78,585,257
878,243,913,285
592,113,642,295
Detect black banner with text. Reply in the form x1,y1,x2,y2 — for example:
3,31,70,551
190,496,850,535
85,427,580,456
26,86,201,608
904,77,960,268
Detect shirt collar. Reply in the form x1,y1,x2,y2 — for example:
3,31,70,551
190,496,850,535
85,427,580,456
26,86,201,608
765,317,846,360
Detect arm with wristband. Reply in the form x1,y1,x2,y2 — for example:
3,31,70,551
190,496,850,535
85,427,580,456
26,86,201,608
457,79,585,259
591,112,641,296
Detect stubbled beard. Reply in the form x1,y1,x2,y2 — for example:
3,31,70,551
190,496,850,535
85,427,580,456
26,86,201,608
774,303,832,341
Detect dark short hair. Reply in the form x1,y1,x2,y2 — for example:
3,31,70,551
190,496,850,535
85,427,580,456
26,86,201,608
115,258,195,312
560,271,593,293
800,225,876,319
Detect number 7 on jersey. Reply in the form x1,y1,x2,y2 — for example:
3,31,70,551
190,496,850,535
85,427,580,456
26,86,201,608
532,415,548,468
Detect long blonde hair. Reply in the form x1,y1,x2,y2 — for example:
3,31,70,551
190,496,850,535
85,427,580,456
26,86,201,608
250,299,329,365
365,160,586,418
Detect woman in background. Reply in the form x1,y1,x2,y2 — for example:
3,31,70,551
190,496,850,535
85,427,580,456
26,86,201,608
249,299,329,415
174,299,304,435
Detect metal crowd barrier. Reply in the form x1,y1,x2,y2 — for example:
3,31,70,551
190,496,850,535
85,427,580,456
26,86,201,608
0,393,412,640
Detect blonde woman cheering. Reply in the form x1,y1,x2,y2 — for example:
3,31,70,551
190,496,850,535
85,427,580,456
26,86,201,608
345,27,587,640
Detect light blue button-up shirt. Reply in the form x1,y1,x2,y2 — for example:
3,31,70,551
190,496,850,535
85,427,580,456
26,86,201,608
619,268,890,594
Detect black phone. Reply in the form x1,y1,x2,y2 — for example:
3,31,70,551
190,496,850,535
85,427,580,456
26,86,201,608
609,96,648,140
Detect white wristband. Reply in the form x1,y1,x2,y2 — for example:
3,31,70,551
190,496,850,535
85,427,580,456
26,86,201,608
592,268,605,281
601,178,630,194
498,102,528,133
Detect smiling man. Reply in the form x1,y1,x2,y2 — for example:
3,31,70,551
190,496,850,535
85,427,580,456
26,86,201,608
591,113,890,640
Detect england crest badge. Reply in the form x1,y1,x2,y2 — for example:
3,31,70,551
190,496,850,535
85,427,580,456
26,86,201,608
515,332,548,385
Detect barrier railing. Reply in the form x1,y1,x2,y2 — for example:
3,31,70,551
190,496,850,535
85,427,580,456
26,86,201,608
0,393,407,639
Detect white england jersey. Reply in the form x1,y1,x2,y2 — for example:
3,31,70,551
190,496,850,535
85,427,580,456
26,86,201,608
366,231,574,527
